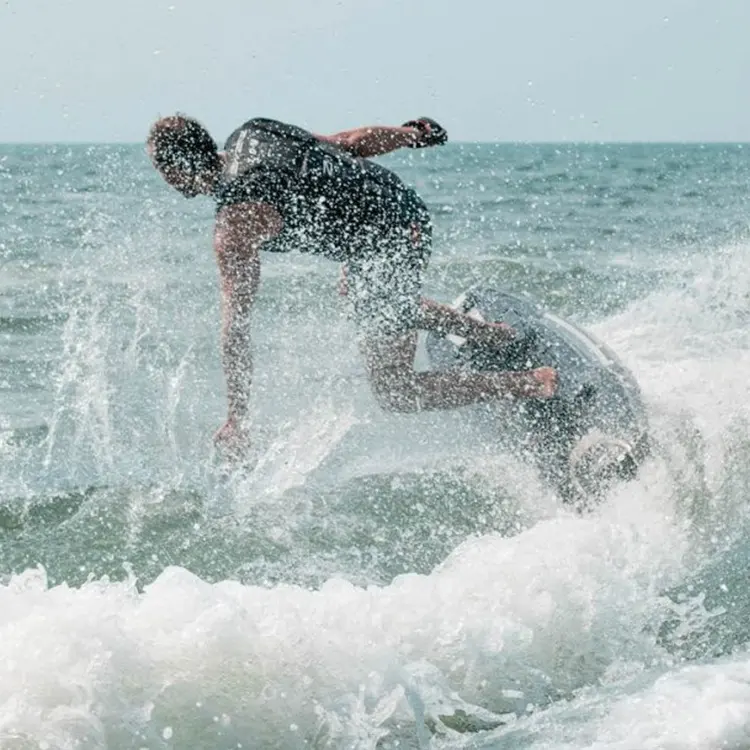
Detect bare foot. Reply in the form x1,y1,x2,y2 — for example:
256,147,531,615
530,366,558,398
500,367,558,398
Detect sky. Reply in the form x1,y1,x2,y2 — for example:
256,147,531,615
2,0,750,143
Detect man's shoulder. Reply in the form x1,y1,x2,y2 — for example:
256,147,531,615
223,118,314,149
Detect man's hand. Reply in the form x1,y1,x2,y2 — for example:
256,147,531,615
402,117,448,148
214,416,252,462
338,264,349,296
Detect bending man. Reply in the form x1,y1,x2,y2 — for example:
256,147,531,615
147,115,557,454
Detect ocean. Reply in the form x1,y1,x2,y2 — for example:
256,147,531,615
2,141,750,748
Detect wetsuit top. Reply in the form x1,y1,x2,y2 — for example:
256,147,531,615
215,118,430,261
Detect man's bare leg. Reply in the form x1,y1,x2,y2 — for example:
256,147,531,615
339,266,516,350
419,297,516,349
359,330,557,413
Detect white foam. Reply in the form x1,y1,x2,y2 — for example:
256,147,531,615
586,655,750,750
223,401,359,515
485,651,750,750
587,242,750,538
0,494,685,749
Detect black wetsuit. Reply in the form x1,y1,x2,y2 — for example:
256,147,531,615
215,118,432,335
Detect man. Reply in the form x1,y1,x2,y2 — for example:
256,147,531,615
147,114,557,455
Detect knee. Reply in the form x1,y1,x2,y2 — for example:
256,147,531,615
369,370,421,413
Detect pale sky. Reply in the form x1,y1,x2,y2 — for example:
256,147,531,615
2,0,750,143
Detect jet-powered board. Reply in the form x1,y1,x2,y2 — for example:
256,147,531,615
426,288,650,507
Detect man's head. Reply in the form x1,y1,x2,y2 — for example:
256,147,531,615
147,115,221,197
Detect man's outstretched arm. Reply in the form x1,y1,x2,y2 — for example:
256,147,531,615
213,202,282,449
317,117,448,158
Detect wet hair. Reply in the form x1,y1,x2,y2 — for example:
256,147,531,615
147,115,220,175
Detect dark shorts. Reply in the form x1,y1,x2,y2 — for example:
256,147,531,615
345,222,432,337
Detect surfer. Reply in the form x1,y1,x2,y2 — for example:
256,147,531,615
147,115,558,456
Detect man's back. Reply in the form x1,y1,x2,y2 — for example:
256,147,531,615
215,118,430,260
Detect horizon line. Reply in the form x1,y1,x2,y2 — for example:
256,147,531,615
1,139,750,148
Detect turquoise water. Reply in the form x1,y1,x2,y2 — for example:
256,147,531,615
2,142,750,748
